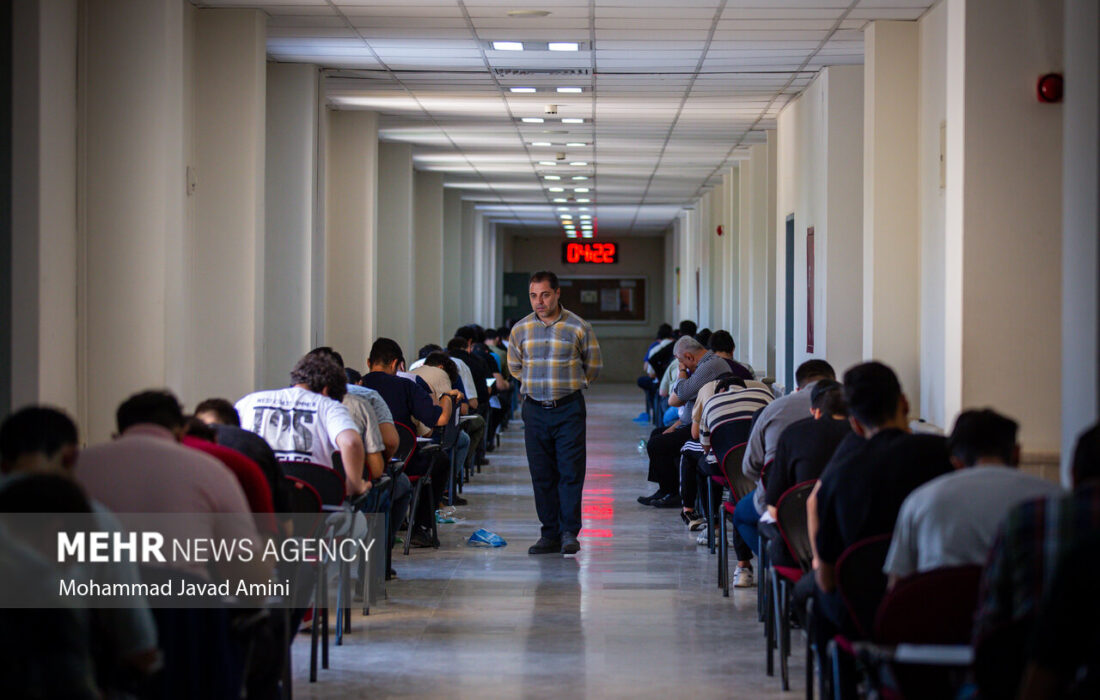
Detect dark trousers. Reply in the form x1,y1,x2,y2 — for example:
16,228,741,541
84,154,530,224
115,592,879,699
646,424,691,493
406,448,447,527
522,396,587,539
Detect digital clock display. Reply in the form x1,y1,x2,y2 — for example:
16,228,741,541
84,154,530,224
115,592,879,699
562,241,618,264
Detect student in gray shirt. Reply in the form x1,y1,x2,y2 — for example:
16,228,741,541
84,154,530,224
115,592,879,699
884,409,1064,588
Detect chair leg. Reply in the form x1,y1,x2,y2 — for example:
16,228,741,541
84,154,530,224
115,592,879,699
706,480,716,554
309,564,320,682
765,567,775,676
447,453,455,506
320,566,329,670
719,511,729,595
777,576,790,690
428,476,439,547
404,478,423,556
334,556,344,646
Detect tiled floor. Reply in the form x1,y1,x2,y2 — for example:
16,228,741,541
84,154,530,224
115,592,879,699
291,383,805,699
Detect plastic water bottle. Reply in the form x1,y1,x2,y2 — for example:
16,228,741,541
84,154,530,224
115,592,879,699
637,439,647,453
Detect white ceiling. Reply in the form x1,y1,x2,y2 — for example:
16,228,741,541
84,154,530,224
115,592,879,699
195,0,935,236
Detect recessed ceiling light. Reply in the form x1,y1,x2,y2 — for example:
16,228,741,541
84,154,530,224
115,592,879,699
570,161,587,166
557,87,582,93
510,87,537,93
572,175,588,180
580,215,591,219
566,142,587,147
576,198,590,203
561,118,584,124
582,232,593,238
492,41,524,51
522,117,544,124
539,161,556,166
566,232,578,238
548,187,564,192
544,175,561,180
549,42,578,51
507,9,551,17
574,187,590,193
553,198,567,203
557,207,569,211
530,142,552,147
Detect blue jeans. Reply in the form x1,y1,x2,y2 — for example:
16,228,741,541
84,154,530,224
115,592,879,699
452,430,470,482
733,488,762,558
521,395,587,539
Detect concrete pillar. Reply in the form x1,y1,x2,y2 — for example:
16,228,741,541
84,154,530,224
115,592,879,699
708,188,724,330
1060,0,1099,481
944,0,1063,454
264,63,322,388
325,110,378,370
79,0,189,441
413,171,444,350
189,8,266,404
749,143,770,371
11,0,79,414
737,160,753,361
664,224,677,326
376,142,415,354
442,189,463,334
459,201,478,329
863,21,920,408
720,168,740,338
765,129,778,377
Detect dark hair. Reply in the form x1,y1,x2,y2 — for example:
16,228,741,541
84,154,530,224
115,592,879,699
194,398,241,427
182,416,217,442
367,338,404,368
795,359,836,388
677,320,697,337
709,330,735,354
469,324,487,344
1071,424,1100,486
842,362,901,429
484,328,500,341
657,323,674,340
344,367,362,385
290,354,347,402
947,409,1018,467
418,344,443,360
810,380,847,417
454,326,477,342
529,270,560,289
117,390,185,434
446,337,468,354
307,346,344,369
0,473,92,514
715,374,746,393
695,328,713,348
0,407,79,470
424,351,460,385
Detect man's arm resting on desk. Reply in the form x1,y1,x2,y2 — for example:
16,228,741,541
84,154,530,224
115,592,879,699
337,429,368,495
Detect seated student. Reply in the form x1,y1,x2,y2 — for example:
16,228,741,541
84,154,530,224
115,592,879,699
75,390,272,587
812,362,951,635
883,409,1063,588
972,425,1100,697
707,329,753,380
637,324,674,421
416,351,473,494
448,333,493,465
442,339,488,471
182,418,280,537
235,354,373,496
739,360,836,565
0,407,160,684
194,398,292,518
484,327,514,429
361,338,459,547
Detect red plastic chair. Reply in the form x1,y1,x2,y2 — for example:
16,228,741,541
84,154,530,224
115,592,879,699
394,422,439,555
768,480,817,691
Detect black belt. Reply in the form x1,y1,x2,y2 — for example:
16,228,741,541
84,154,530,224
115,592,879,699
525,390,582,409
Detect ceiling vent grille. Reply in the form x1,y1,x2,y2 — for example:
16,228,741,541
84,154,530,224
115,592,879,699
493,68,591,78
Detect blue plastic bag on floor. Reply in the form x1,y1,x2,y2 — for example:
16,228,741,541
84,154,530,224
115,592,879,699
467,528,507,548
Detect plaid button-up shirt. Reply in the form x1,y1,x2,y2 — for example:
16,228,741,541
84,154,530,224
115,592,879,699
507,307,601,401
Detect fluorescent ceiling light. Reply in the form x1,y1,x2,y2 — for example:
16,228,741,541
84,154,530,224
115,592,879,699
570,161,587,166
579,207,590,211
557,87,582,93
574,187,590,193
576,198,590,203
566,142,587,147
548,187,564,192
544,175,561,180
582,232,593,238
580,215,591,219
561,118,584,124
510,87,536,93
492,41,524,51
566,232,578,238
538,161,556,166
572,175,588,180
530,142,552,147
549,42,578,51
557,207,569,211
553,198,567,202
522,117,544,124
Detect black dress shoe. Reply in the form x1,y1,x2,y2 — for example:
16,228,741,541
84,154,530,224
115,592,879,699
560,533,580,555
651,493,683,508
528,537,562,555
637,489,667,505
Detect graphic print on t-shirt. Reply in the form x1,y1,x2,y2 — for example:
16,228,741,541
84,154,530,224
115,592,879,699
251,407,317,462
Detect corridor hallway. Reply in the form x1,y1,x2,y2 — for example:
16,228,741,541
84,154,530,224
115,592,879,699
292,383,800,699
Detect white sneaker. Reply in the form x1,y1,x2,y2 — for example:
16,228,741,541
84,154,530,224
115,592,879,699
733,565,755,588
696,532,708,545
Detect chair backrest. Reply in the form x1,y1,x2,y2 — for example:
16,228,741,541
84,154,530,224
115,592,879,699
278,461,345,508
718,444,754,500
439,396,461,451
284,476,325,539
874,564,983,645
392,422,418,467
835,533,893,639
775,480,817,570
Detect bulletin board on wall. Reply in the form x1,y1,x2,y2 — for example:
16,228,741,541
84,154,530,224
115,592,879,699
558,276,647,323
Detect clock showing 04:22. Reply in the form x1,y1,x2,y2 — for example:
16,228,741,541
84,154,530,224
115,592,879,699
561,241,618,264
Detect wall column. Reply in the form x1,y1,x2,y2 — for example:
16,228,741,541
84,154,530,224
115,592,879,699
442,189,463,335
863,21,920,406
376,142,415,354
413,171,444,349
325,110,378,370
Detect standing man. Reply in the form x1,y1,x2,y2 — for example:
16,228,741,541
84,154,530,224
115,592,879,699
509,270,602,556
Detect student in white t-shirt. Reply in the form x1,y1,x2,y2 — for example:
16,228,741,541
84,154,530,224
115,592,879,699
236,354,370,496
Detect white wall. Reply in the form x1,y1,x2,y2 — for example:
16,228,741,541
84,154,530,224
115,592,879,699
442,189,464,335
376,141,415,354
413,171,445,350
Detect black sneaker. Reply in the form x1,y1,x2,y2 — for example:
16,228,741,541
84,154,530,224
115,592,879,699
409,527,435,548
528,537,562,555
561,533,580,555
651,493,683,508
680,510,707,530
638,489,667,505
442,494,469,506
